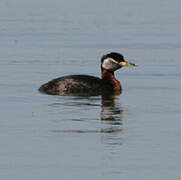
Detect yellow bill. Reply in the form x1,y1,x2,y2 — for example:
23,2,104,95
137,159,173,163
119,61,136,67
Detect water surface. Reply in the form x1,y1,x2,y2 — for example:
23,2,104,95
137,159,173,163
0,0,181,179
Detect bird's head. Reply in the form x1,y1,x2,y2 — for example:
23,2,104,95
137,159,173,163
101,52,135,72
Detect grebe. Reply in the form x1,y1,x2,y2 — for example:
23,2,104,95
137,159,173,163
39,52,135,95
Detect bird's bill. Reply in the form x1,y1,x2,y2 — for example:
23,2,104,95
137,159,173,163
119,61,136,67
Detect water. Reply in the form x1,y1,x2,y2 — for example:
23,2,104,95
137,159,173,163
0,0,181,179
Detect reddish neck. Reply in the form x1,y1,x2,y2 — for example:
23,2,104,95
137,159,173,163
101,68,121,91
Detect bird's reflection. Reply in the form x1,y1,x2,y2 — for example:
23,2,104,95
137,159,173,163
101,93,124,122
49,91,125,134
100,92,125,133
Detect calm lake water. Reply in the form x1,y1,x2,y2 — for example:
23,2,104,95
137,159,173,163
0,0,181,179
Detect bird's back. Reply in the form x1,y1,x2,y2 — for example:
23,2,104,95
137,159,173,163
39,75,103,95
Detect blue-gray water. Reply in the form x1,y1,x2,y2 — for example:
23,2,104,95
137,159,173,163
0,0,181,179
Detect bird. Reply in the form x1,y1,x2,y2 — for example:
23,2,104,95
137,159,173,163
39,52,135,95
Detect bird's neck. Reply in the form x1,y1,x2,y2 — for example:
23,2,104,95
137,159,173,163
101,68,121,91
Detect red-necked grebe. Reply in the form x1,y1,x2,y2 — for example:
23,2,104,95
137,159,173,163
39,52,135,95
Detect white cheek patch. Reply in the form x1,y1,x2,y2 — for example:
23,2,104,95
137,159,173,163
102,58,121,71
